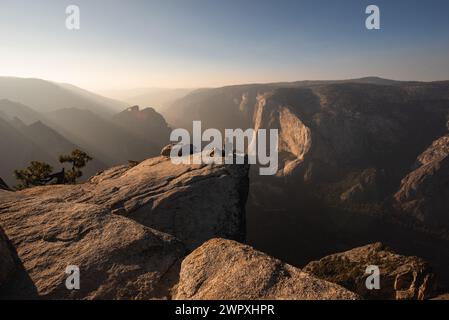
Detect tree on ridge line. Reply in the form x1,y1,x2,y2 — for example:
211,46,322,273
13,149,92,190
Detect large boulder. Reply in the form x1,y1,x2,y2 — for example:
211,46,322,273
0,156,250,299
0,196,185,299
303,243,436,300
160,143,197,158
174,238,359,300
101,155,249,249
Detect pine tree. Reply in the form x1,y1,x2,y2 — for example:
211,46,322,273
59,149,93,184
14,161,54,189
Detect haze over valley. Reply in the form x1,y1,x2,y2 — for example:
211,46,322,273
0,77,176,185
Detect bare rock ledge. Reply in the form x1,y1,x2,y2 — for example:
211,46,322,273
0,156,249,299
303,242,435,300
174,238,359,300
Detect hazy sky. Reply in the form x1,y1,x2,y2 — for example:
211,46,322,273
0,0,448,92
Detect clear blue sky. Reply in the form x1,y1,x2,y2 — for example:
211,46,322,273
0,0,448,91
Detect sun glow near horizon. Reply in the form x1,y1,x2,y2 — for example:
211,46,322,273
1,0,448,93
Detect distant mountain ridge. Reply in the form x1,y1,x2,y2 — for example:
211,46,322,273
0,99,43,124
0,114,106,185
0,77,127,116
45,107,164,166
0,78,172,186
0,116,54,185
163,77,447,129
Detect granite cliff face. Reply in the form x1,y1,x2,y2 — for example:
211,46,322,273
303,243,435,300
394,134,449,230
252,84,449,183
0,155,249,299
169,82,449,224
168,80,449,181
174,238,359,300
252,92,312,176
168,80,449,287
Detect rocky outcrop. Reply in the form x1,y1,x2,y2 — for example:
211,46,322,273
0,156,249,299
394,134,449,229
3,156,248,250
303,243,435,300
160,144,173,157
160,144,197,158
112,105,171,151
432,293,449,300
1,206,185,299
339,168,382,203
174,238,359,300
416,135,449,166
0,177,10,191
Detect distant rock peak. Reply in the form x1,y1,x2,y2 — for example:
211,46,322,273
126,105,140,112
